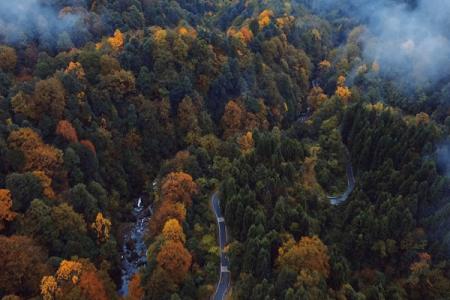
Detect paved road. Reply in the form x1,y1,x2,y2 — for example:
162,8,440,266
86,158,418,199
327,160,355,205
211,193,230,300
296,110,355,205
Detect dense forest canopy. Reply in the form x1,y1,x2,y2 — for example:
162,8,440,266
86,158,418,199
1,0,450,299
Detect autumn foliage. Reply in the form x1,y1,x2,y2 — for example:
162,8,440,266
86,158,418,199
11,77,66,120
56,260,83,282
335,75,352,104
65,61,86,79
80,139,96,155
153,27,168,43
56,120,79,143
160,172,198,207
177,96,200,140
156,240,192,283
108,29,124,50
277,235,330,285
258,10,273,28
0,45,17,71
41,259,109,300
302,146,320,189
162,218,186,243
0,189,16,231
8,127,42,153
78,269,108,300
33,78,66,120
307,87,328,110
238,131,254,154
127,273,144,300
32,171,56,199
228,26,253,43
40,276,58,300
151,172,194,285
91,212,112,242
416,112,430,125
149,201,186,236
0,236,49,297
222,100,243,139
319,60,332,71
8,128,63,179
335,86,352,104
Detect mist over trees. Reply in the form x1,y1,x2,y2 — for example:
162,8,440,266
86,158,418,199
0,0,449,299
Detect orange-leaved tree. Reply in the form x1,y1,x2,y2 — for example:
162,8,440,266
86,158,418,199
149,201,186,236
65,61,86,80
80,140,96,155
8,128,64,179
108,29,124,50
0,189,16,231
127,273,144,300
0,235,49,297
258,10,273,29
78,269,108,300
160,172,198,207
156,240,192,283
8,127,42,153
56,120,78,143
238,131,254,154
27,144,64,179
221,100,243,139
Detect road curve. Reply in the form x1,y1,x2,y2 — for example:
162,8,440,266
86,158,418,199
297,102,356,205
211,193,231,300
327,160,355,205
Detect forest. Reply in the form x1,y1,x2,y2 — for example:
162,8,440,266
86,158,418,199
1,0,450,299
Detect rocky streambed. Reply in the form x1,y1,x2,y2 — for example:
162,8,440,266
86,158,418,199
119,197,152,295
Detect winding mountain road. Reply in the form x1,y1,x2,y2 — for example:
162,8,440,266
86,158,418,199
209,111,355,299
296,108,355,205
211,193,231,300
327,160,355,205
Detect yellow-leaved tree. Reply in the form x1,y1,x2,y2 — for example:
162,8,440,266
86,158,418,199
40,276,58,300
162,218,186,243
8,128,64,180
91,212,112,242
258,10,273,28
108,29,124,50
277,236,330,286
41,259,109,300
56,260,82,282
335,75,352,104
